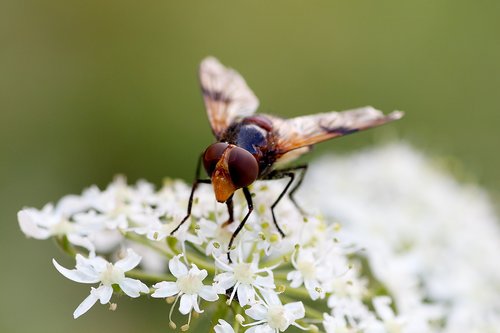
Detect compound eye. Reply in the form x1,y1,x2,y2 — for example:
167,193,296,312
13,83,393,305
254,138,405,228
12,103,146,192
228,147,259,188
203,143,229,176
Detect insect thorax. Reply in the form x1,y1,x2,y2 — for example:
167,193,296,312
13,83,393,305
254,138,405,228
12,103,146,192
220,120,277,176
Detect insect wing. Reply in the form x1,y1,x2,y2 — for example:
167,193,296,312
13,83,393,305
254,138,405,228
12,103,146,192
270,106,404,156
199,57,259,139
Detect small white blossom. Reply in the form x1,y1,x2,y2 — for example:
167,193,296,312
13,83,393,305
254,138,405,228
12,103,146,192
151,254,218,314
196,218,233,256
214,252,276,306
370,296,406,333
52,248,149,318
288,247,327,300
323,313,353,333
244,292,305,333
18,205,95,252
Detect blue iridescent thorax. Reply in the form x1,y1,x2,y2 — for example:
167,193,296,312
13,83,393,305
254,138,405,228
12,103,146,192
235,124,268,155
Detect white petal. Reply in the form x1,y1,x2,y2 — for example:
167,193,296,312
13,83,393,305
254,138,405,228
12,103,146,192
304,279,321,300
245,303,268,320
214,319,235,333
199,286,219,302
190,264,208,281
75,254,100,276
66,234,95,253
237,284,253,306
52,259,99,284
373,296,395,321
260,290,281,306
169,255,188,278
214,255,233,272
246,325,273,333
214,272,236,291
191,294,203,313
119,278,149,297
152,281,179,298
284,301,305,321
96,285,113,304
115,249,142,271
18,210,51,239
255,274,275,289
73,289,99,318
179,294,193,315
87,255,108,273
287,271,303,288
245,327,258,333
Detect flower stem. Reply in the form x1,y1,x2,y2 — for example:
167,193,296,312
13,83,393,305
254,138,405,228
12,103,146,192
125,269,172,284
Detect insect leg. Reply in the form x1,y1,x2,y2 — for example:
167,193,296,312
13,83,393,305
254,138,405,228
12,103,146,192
287,165,308,215
170,154,211,235
227,187,253,263
222,195,234,227
262,164,308,237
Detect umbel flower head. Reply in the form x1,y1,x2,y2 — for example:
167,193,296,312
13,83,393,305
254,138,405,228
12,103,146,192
18,143,500,332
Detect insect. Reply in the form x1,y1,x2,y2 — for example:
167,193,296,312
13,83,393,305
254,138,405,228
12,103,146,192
171,57,403,261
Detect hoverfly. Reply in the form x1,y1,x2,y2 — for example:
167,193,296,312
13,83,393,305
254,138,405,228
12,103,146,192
171,57,403,261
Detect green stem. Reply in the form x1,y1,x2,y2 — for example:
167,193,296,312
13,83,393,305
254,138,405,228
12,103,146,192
273,271,290,280
125,269,173,284
54,236,79,257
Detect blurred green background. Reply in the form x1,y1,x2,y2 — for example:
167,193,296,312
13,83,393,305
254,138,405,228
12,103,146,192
1,0,499,332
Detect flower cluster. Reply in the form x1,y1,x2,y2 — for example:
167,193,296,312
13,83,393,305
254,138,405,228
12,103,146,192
18,143,500,332
303,142,500,333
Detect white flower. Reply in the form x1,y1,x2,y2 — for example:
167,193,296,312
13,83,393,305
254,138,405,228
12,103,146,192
52,248,149,318
244,292,305,333
18,205,95,252
214,319,235,333
196,218,233,256
151,254,218,314
371,296,405,333
214,252,276,306
327,295,374,329
305,143,500,332
287,247,326,300
323,313,352,333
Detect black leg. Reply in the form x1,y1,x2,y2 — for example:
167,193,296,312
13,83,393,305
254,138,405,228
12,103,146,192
287,165,308,215
227,187,253,263
222,195,234,227
170,154,211,235
262,164,308,237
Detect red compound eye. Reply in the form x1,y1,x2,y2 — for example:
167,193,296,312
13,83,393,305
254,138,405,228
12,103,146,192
227,147,259,188
203,143,229,176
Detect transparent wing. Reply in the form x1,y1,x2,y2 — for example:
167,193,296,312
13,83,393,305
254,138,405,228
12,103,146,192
199,57,259,139
268,107,404,155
